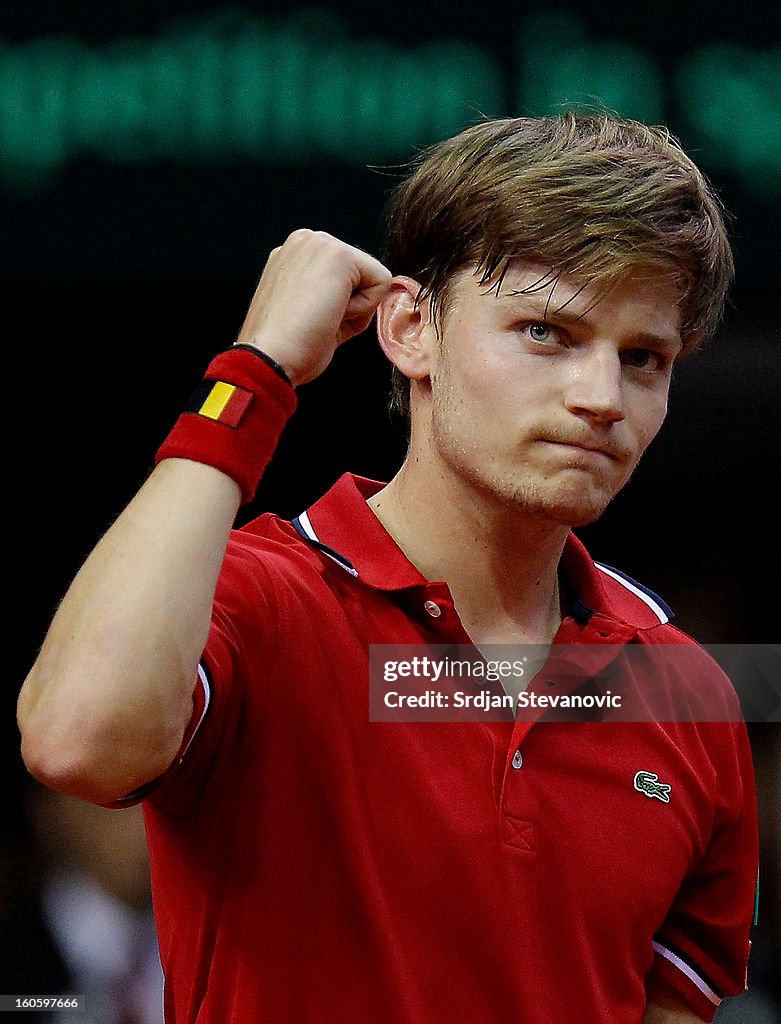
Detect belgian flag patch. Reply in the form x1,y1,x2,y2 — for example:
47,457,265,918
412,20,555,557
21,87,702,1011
185,379,254,428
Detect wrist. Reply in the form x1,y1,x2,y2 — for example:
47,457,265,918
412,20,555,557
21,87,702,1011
231,343,295,387
154,346,298,504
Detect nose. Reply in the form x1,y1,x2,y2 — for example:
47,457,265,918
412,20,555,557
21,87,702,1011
563,347,625,423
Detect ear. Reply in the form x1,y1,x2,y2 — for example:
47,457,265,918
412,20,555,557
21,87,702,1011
375,276,436,381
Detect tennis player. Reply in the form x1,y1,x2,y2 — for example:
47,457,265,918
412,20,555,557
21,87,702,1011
18,114,758,1024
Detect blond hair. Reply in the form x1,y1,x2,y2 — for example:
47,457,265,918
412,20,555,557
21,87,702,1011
383,113,734,418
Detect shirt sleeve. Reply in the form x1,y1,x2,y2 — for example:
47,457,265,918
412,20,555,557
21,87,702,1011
645,721,760,1021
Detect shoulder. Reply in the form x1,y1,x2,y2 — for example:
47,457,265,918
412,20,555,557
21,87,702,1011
225,511,331,579
570,540,746,716
216,512,355,622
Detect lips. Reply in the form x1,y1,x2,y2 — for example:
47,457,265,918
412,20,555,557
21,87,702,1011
538,438,623,461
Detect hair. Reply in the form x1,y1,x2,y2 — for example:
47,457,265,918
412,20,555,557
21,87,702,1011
382,112,734,420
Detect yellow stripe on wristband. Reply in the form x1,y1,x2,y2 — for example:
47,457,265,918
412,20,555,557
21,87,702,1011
199,381,237,420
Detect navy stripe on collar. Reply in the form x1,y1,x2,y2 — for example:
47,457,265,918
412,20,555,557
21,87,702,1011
595,562,675,624
291,515,359,577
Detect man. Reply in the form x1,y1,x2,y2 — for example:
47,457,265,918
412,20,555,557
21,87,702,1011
18,114,758,1023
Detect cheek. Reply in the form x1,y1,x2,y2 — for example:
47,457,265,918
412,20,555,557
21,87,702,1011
634,394,669,453
433,351,501,413
439,338,538,415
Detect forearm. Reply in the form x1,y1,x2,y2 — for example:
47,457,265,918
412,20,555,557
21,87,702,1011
18,457,241,804
18,230,391,805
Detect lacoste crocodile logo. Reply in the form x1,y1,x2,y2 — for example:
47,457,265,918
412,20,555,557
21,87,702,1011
633,770,672,803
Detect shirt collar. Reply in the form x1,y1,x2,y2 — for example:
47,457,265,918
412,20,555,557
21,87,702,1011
297,473,426,590
297,472,671,629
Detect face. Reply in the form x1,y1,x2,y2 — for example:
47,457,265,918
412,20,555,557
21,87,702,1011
413,262,683,527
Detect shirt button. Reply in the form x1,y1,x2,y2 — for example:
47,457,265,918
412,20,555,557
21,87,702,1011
511,749,523,770
423,600,442,618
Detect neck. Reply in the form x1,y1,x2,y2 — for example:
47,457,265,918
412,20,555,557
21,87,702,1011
367,455,570,645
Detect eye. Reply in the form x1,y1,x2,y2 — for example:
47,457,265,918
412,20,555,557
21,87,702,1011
527,322,554,342
622,349,664,370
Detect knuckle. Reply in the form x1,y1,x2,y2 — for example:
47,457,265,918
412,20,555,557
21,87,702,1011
287,227,314,243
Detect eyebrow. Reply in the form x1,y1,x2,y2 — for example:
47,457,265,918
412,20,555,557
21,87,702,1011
500,290,683,352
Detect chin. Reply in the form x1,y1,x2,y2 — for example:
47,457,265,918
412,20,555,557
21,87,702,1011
553,503,609,528
440,449,623,527
483,474,615,527
523,496,609,528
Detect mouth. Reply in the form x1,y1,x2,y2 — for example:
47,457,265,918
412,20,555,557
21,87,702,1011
538,439,621,462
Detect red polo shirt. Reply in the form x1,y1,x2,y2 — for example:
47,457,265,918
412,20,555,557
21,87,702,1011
139,471,757,1024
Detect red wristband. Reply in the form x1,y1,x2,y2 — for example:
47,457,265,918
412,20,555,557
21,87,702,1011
154,347,297,503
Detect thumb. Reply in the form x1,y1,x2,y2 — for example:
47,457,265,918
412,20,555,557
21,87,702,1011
344,278,392,319
340,280,392,341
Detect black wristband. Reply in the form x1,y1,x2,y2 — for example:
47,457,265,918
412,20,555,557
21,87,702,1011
232,344,294,387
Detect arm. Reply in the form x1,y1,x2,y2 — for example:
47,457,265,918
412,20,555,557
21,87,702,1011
17,229,391,805
644,996,707,1023
643,720,758,1024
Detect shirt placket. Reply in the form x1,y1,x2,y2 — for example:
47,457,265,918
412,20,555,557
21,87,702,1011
499,617,636,854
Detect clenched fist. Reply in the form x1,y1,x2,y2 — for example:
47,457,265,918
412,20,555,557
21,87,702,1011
235,229,393,386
